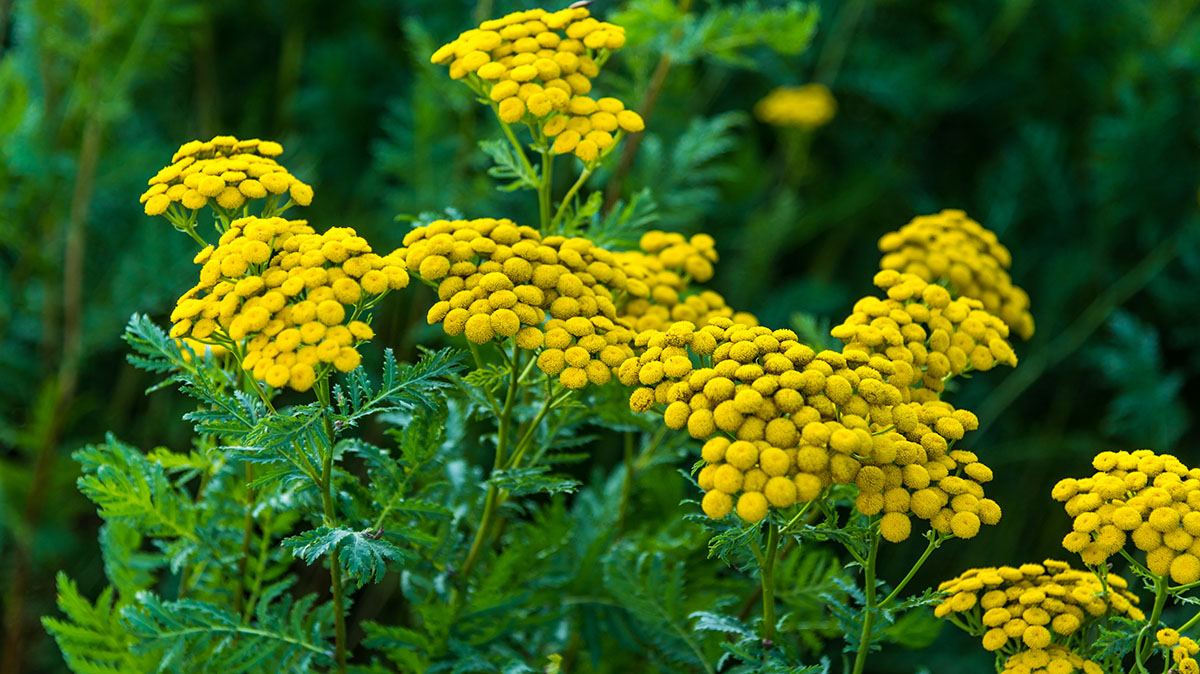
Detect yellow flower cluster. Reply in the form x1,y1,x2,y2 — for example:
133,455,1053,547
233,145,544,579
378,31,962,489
997,646,1103,674
754,84,837,130
619,318,1000,538
878,209,1034,340
406,220,754,390
169,216,409,391
544,95,644,162
1158,629,1200,674
935,560,1143,654
430,6,645,163
140,136,313,217
1053,449,1200,583
832,269,1019,397
405,218,638,389
615,230,755,332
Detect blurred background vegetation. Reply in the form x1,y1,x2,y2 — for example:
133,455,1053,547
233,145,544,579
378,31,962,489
2,0,1198,671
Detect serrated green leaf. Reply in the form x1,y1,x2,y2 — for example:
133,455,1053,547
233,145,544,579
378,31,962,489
488,466,580,497
282,526,411,586
335,347,465,424
478,138,539,191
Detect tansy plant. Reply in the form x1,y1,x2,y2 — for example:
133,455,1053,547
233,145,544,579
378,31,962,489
929,449,1200,674
44,5,1175,674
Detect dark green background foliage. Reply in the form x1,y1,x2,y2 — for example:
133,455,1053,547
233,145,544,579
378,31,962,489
2,0,1199,671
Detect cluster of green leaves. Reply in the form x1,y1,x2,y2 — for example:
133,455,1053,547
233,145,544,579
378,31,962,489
43,315,467,671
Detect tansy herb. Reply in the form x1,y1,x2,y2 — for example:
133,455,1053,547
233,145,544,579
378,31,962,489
41,5,1197,674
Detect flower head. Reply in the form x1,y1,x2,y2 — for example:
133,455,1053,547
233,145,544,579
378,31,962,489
169,216,406,391
431,7,643,164
1054,449,1200,579
936,560,1142,659
141,135,313,227
877,210,1034,339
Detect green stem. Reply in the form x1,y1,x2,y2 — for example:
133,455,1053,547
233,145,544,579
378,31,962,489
633,426,669,472
236,351,278,415
1134,575,1168,673
539,145,553,230
813,0,869,86
455,342,522,603
617,432,635,530
242,515,274,622
496,342,521,465
851,529,881,674
760,523,780,647
498,116,537,179
1179,606,1200,634
879,533,943,608
315,379,347,674
1168,578,1200,593
504,387,565,470
549,168,592,231
233,462,255,616
177,217,209,247
1120,548,1155,579
467,341,502,414
780,497,820,535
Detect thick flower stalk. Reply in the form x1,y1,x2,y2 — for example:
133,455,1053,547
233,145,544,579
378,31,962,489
936,559,1143,654
169,216,409,391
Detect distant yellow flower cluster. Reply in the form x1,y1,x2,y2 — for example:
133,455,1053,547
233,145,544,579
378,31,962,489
430,7,644,163
402,218,751,390
879,209,1034,340
935,559,1141,658
169,216,408,391
140,136,313,219
1054,449,1200,583
754,84,836,130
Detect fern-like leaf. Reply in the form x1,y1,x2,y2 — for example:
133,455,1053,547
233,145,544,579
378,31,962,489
335,347,465,424
42,573,155,674
122,591,333,673
602,545,715,673
282,526,411,586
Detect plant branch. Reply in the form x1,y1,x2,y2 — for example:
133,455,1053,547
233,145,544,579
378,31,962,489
851,528,881,674
455,341,522,604
539,145,553,230
1133,574,1168,673
760,523,780,648
879,532,944,608
550,168,592,231
315,378,347,674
